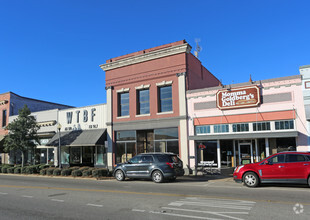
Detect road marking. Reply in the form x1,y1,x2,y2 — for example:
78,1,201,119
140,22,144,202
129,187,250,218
87,203,103,207
132,209,146,212
149,210,220,220
51,199,64,202
22,195,33,198
0,192,8,195
162,207,249,220
0,184,309,206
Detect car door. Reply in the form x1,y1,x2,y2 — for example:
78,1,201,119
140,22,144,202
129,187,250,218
260,154,286,180
125,155,142,177
139,155,154,176
283,154,309,180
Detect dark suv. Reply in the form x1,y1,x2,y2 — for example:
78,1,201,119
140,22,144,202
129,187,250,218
113,153,185,183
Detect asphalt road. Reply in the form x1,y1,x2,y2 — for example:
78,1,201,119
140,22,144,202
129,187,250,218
0,174,309,220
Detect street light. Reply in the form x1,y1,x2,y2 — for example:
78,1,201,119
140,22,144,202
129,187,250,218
57,123,62,168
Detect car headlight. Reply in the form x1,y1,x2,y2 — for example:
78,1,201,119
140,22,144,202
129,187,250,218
235,165,244,173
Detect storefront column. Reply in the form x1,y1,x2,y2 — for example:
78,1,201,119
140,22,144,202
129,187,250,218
233,140,236,167
106,86,113,170
250,143,254,163
46,149,49,165
54,147,58,167
255,139,259,162
265,138,270,157
217,140,221,169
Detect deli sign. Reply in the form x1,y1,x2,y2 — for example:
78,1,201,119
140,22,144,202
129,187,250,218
216,86,260,110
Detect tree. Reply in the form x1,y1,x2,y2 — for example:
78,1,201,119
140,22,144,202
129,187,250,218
4,105,39,167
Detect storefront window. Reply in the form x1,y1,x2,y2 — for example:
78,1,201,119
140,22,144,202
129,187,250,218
195,125,210,135
220,140,233,167
40,148,47,164
275,120,294,130
116,131,136,141
167,141,178,154
253,122,271,131
61,146,70,164
116,142,136,163
70,147,81,164
154,128,178,140
95,146,106,166
214,124,229,133
196,141,218,164
48,148,54,164
155,141,166,152
232,123,249,132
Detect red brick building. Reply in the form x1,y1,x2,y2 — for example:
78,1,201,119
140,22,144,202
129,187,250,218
100,40,220,173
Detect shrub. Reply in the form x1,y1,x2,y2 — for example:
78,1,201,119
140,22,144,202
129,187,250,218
40,168,47,175
39,164,50,170
7,167,15,174
79,167,90,172
46,168,55,176
61,169,72,176
82,168,95,177
21,166,36,174
92,168,109,178
14,167,21,174
1,167,8,173
53,168,61,176
71,169,82,177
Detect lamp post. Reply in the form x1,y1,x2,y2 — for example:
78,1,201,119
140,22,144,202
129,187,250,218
57,123,62,168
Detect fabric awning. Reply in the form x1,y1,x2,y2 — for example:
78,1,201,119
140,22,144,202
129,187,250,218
46,129,106,147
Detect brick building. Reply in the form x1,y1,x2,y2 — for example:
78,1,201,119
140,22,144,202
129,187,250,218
100,40,221,173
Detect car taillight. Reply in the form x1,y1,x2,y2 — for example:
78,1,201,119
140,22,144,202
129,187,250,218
166,162,174,168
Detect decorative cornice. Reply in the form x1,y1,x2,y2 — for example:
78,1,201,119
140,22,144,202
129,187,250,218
37,120,57,127
100,43,192,71
177,72,186,77
135,84,150,90
156,80,173,87
0,100,8,105
116,88,130,93
105,86,114,90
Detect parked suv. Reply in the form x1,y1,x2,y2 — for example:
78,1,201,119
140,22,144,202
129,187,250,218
113,153,185,183
233,151,310,187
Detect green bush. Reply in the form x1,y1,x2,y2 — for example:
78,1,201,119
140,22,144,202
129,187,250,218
61,169,72,176
2,167,8,173
39,164,50,170
79,167,90,172
40,168,47,175
21,166,36,174
14,167,21,174
53,168,61,176
46,168,55,176
71,169,82,177
82,168,95,177
92,168,109,178
7,167,15,174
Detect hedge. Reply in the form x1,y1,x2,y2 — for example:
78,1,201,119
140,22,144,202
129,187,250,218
46,168,55,176
61,169,72,176
40,168,47,175
7,167,15,174
82,168,95,177
53,168,61,176
14,167,21,174
71,169,82,177
92,168,109,178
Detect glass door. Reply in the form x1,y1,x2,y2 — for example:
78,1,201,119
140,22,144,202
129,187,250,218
238,143,253,165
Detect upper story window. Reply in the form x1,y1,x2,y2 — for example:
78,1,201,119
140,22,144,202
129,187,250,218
253,122,271,131
275,120,294,130
214,124,229,133
2,109,7,127
232,123,249,132
137,89,150,115
195,125,211,135
158,85,172,112
118,92,129,117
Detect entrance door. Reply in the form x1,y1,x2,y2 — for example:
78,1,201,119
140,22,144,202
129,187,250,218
238,143,253,165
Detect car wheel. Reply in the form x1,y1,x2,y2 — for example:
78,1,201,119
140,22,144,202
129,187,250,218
115,170,125,181
243,172,259,187
152,170,164,183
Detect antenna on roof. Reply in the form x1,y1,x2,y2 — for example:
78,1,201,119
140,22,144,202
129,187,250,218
194,38,202,59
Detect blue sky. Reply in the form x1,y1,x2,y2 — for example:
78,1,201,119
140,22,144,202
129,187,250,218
0,0,309,107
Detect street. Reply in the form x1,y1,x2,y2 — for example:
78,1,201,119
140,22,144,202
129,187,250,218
0,174,309,220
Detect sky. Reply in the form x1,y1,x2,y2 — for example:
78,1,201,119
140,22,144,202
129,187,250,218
0,0,309,107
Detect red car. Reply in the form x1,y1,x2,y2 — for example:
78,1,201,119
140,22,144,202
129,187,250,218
233,151,310,187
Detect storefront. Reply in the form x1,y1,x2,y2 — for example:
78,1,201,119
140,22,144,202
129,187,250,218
47,104,108,167
187,75,308,173
115,128,179,163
